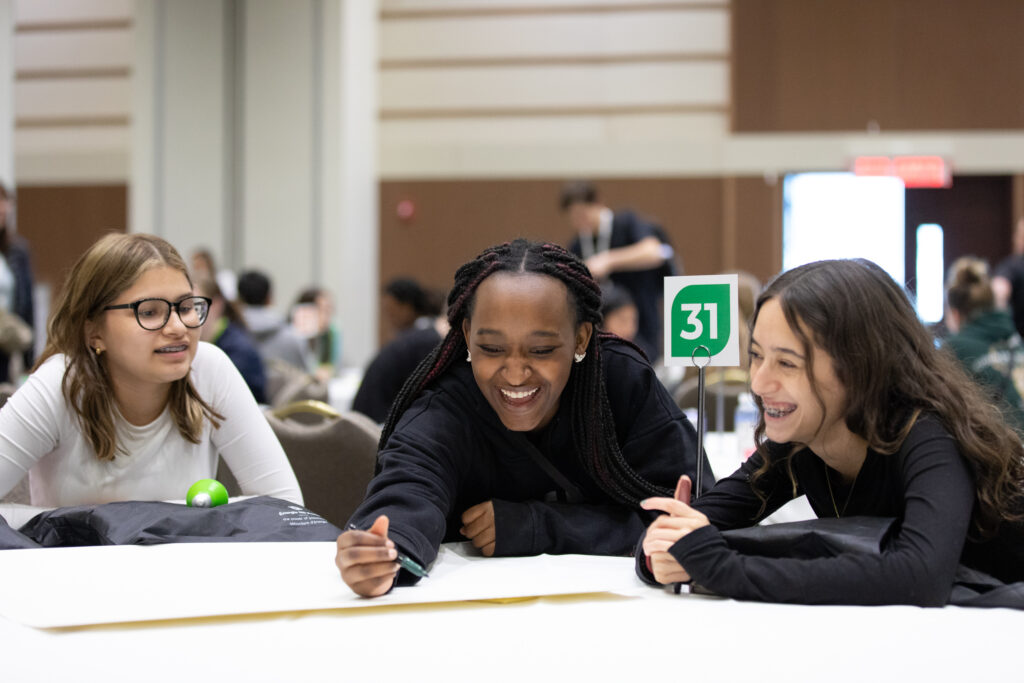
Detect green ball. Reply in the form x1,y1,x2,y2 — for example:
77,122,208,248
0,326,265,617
186,478,229,508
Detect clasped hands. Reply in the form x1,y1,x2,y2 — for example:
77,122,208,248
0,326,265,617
335,501,497,597
640,497,710,585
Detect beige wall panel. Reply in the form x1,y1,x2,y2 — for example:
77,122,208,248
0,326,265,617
14,0,131,24
381,62,726,110
15,125,128,153
14,77,129,119
15,30,132,71
381,10,727,60
241,0,315,307
16,150,127,184
382,0,717,12
381,111,727,145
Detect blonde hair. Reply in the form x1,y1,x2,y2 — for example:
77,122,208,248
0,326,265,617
37,232,223,461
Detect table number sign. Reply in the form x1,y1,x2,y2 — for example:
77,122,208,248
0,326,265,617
663,274,740,367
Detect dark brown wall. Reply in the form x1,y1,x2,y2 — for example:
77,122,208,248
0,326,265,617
733,0,1024,132
905,176,1014,295
379,177,782,342
15,185,127,298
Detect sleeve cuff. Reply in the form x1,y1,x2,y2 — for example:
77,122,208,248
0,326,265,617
491,499,535,556
668,524,726,567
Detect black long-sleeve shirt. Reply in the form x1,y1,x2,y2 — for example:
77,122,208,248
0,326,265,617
348,338,709,574
638,416,1024,606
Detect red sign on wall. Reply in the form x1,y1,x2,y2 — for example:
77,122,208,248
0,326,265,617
853,155,951,188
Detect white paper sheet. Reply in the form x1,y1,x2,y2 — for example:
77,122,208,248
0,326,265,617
0,541,640,628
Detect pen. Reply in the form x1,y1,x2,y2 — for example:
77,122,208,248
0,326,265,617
347,524,430,578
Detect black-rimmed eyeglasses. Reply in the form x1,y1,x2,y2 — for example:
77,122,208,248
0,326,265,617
102,296,212,331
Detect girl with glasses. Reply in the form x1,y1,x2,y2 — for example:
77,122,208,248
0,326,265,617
0,233,301,525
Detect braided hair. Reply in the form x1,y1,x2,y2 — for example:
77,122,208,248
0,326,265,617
378,239,671,505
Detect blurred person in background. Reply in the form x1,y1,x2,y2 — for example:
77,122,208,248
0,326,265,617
945,256,1024,431
560,180,678,363
190,248,237,303
294,287,342,382
352,296,448,425
237,269,307,372
381,277,440,340
195,275,267,404
0,182,36,383
599,283,638,343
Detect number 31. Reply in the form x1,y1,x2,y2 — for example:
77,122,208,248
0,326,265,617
679,303,718,340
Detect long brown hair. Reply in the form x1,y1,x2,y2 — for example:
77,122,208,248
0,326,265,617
37,232,223,461
750,258,1024,536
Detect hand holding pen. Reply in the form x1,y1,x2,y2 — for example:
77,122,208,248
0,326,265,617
335,515,429,598
640,474,708,587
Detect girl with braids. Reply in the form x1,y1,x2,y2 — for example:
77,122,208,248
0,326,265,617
639,258,1024,606
0,233,300,526
337,239,705,597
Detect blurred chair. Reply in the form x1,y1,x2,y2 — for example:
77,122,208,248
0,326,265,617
674,368,750,432
264,359,329,413
218,400,380,527
0,382,29,505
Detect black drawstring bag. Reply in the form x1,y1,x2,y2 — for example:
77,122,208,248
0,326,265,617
721,515,897,559
16,496,342,548
716,516,1024,609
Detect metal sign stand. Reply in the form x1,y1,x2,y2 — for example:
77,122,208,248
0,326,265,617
691,345,711,502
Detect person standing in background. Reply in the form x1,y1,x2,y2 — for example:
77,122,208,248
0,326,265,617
561,180,677,363
0,183,35,383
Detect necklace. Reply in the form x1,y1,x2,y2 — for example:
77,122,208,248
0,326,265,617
824,460,859,518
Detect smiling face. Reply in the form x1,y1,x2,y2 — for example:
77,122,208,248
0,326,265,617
88,265,200,400
462,272,592,432
749,298,850,453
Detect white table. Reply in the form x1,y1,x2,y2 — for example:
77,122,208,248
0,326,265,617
1,541,1020,683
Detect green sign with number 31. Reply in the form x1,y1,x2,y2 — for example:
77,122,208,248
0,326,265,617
671,284,732,359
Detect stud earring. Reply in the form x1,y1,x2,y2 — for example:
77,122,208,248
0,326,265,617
466,350,472,362
94,346,103,356
574,352,585,363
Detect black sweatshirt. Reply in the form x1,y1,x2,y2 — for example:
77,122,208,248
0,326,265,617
348,338,708,574
637,415,1024,606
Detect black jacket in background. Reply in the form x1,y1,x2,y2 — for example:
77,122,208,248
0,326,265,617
352,325,441,424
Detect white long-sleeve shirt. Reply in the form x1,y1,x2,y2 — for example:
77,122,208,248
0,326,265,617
0,342,301,512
